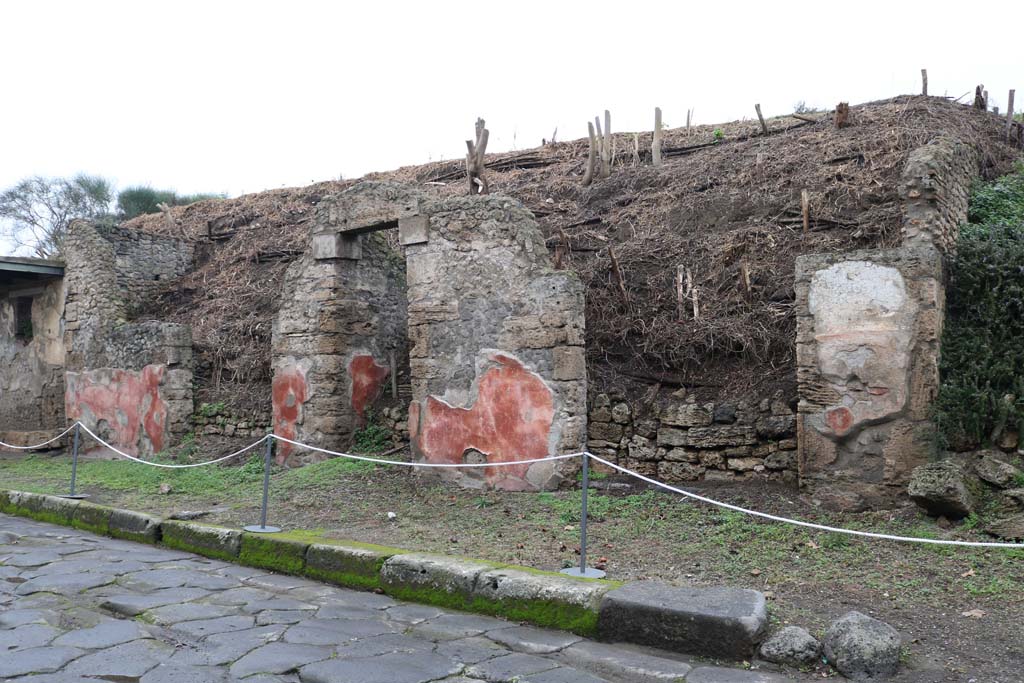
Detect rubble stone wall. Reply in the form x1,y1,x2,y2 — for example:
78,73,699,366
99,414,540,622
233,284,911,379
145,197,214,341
405,193,586,491
62,221,194,455
0,279,66,435
586,392,798,484
795,137,978,509
271,193,407,466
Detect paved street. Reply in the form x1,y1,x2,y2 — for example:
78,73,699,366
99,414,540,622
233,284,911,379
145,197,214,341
0,514,780,683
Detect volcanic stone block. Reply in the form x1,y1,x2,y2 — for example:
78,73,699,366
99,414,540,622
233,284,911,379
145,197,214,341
239,532,310,574
12,492,79,525
380,553,494,608
304,540,404,590
161,520,241,560
72,500,114,535
398,215,430,245
109,508,162,544
597,581,767,659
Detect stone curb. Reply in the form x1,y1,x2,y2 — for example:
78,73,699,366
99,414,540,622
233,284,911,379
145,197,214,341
0,489,766,658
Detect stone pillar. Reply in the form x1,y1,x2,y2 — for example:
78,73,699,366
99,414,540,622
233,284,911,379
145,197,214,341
795,247,944,510
405,194,587,491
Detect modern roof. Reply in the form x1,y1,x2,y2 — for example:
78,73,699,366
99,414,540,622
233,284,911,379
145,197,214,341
0,256,64,292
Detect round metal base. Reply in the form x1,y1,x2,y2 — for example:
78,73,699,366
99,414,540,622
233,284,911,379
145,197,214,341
60,494,90,500
243,525,282,533
560,567,606,579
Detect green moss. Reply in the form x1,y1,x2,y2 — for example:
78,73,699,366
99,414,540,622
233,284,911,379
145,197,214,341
382,583,600,636
303,538,406,591
160,520,240,561
304,566,383,591
0,489,15,514
72,501,113,535
239,533,308,574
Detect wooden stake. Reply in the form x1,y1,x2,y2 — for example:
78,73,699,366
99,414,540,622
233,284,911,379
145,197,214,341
921,68,928,96
973,85,986,110
834,102,850,128
582,121,598,186
465,118,489,195
632,133,640,167
652,107,663,167
755,103,769,135
601,110,612,178
675,265,685,321
685,267,699,320
686,108,693,136
1007,89,1016,141
740,262,752,295
801,190,810,238
984,90,990,110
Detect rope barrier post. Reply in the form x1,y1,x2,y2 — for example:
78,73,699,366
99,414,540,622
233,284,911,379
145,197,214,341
60,423,89,500
561,452,605,579
244,436,281,533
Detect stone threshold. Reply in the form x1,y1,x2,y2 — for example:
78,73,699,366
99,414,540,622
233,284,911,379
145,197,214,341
0,488,767,661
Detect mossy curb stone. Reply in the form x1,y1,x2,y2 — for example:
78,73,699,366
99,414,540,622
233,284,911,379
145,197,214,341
72,501,114,535
597,581,767,660
7,492,79,525
109,509,162,544
380,553,495,608
304,540,404,591
239,532,309,574
161,520,241,560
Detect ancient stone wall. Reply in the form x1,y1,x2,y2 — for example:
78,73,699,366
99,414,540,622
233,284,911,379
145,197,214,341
795,137,978,509
62,220,195,455
94,223,194,312
271,192,407,466
405,193,586,491
901,137,979,255
0,279,66,435
587,392,798,484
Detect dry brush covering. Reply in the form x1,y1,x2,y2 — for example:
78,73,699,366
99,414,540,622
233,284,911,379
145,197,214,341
125,96,1022,410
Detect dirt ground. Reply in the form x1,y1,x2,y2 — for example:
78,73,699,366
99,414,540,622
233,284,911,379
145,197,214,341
2,446,1022,682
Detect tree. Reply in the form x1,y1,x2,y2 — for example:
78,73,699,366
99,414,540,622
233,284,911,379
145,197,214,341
0,174,113,258
117,185,225,220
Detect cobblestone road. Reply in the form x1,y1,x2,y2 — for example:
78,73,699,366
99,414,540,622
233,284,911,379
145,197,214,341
0,514,786,682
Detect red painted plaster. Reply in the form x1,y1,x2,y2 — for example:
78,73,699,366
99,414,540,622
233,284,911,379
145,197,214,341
272,365,309,464
65,365,168,455
410,353,554,490
349,354,390,424
825,406,855,436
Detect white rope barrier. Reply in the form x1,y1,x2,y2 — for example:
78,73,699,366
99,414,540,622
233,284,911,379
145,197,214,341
4,420,1021,548
587,454,1024,549
0,424,77,450
77,423,269,469
270,433,585,468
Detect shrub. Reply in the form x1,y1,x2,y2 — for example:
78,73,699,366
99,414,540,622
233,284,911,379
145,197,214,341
933,162,1024,449
117,186,225,219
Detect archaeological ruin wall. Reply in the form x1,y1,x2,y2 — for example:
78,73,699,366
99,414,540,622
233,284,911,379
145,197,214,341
62,220,195,455
0,275,65,441
795,137,980,509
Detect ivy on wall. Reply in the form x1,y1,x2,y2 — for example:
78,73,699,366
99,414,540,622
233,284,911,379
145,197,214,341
933,161,1024,450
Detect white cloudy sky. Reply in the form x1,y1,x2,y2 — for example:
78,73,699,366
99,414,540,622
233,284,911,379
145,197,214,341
0,1,1020,217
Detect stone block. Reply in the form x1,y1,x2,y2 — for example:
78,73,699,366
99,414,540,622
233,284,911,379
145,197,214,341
9,492,79,526
311,232,362,260
908,460,975,519
589,422,623,442
380,553,494,607
659,461,705,482
598,581,767,660
555,640,692,682
239,532,310,574
304,540,403,591
72,501,113,535
552,346,586,381
398,215,430,245
161,520,241,561
660,403,712,428
109,508,162,544
472,566,612,635
728,457,761,472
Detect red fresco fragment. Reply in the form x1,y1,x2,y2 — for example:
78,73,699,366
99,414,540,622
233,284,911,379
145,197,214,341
349,355,390,424
410,353,554,490
272,365,308,464
825,406,855,436
65,365,168,454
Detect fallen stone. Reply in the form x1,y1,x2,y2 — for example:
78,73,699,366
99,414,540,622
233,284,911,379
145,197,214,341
823,611,901,681
984,512,1024,540
974,453,1022,489
758,625,821,666
597,581,766,659
908,460,975,519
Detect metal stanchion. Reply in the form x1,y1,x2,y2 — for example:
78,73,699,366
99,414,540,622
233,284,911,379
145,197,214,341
244,436,281,533
61,423,89,500
561,453,606,579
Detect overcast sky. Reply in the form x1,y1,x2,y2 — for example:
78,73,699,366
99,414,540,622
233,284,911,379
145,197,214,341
0,1,1020,225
